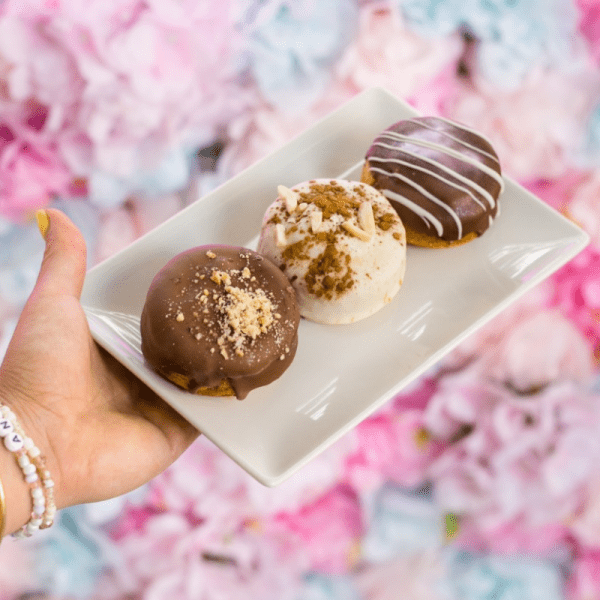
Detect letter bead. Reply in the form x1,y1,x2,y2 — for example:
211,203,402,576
0,419,14,437
4,432,24,452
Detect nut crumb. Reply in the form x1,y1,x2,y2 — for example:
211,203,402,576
278,184,298,213
310,210,322,233
342,220,372,241
358,202,375,234
276,223,287,247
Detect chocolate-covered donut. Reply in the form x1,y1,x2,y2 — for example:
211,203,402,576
362,117,503,247
140,246,300,399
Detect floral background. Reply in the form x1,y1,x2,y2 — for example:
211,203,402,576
1,0,600,598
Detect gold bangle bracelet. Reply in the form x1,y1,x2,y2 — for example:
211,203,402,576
0,474,6,543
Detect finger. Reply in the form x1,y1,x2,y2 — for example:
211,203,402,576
33,208,87,300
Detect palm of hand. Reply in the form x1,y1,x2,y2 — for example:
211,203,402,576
0,213,197,511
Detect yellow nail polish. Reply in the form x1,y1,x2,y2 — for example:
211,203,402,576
35,209,50,239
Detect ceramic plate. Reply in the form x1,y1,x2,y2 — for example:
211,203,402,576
81,87,590,486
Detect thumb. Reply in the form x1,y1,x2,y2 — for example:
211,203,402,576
33,208,87,299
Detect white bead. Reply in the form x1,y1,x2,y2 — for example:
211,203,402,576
17,454,31,467
43,479,55,488
32,487,44,499
23,463,36,476
26,522,39,534
3,408,15,421
0,418,14,437
33,504,45,516
23,437,34,451
25,472,39,484
28,445,40,458
30,517,43,527
4,432,24,451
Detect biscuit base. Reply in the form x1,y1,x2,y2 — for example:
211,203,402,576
361,161,480,249
164,371,236,398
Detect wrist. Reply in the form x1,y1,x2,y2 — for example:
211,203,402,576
0,402,58,538
0,435,34,536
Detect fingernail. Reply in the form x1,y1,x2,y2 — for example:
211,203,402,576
35,209,50,239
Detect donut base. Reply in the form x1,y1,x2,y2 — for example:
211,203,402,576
164,370,236,398
361,162,482,248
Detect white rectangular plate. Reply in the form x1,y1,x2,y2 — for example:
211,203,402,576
81,87,590,486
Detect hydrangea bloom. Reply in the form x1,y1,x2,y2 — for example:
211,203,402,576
422,303,598,550
440,549,564,600
240,0,359,112
426,375,600,544
401,0,585,90
437,67,598,180
576,0,600,65
334,2,463,102
548,244,600,351
0,0,251,215
576,101,600,168
563,169,600,245
567,549,600,600
0,122,72,221
270,484,364,574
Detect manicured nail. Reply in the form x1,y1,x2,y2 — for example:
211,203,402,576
35,209,50,239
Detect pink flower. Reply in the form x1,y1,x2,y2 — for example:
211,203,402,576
570,478,600,548
455,517,570,556
548,243,600,351
355,551,445,600
567,549,600,600
442,303,595,392
426,375,600,549
0,0,252,217
95,205,140,263
566,169,600,246
0,535,36,598
334,3,463,101
522,170,589,216
217,81,356,179
100,512,305,600
577,0,600,65
433,67,598,180
344,414,403,491
0,142,72,221
479,310,595,392
272,484,364,573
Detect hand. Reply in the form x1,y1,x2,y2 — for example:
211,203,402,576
0,209,199,534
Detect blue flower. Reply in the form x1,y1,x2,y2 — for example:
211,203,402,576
298,572,362,600
439,549,565,600
33,507,110,598
578,102,600,168
240,0,359,111
400,0,582,89
361,483,444,563
0,198,98,312
88,146,195,209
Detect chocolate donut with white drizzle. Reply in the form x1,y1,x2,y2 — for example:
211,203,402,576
361,116,503,247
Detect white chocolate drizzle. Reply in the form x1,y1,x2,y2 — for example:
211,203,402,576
378,131,505,193
405,117,501,164
367,120,504,240
368,165,463,239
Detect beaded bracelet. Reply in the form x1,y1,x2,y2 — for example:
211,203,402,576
0,475,6,543
0,403,56,538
